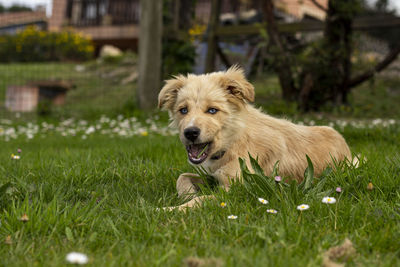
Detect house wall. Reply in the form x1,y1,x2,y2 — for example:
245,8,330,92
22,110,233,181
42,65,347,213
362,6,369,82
49,0,327,52
277,0,327,20
0,10,47,35
78,24,139,40
50,0,139,50
52,93,67,106
0,21,47,35
5,86,39,112
195,0,327,23
49,0,68,31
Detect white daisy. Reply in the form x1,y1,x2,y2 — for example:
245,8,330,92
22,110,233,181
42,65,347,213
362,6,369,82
258,198,268,205
297,204,310,211
66,252,88,265
227,215,238,220
11,154,20,160
322,197,336,204
266,209,278,214
220,202,227,208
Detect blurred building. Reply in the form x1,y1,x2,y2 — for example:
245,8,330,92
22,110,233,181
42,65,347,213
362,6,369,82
50,0,140,52
49,0,327,52
0,8,47,35
277,0,327,21
5,81,74,112
196,0,327,24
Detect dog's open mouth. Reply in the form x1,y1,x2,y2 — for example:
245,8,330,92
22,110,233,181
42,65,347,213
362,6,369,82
186,142,211,164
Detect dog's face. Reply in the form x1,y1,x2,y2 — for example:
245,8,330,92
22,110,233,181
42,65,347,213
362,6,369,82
158,66,254,165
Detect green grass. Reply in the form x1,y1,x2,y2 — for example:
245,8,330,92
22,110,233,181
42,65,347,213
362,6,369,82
2,60,400,120
0,59,137,119
253,74,400,119
0,60,399,266
1,124,399,266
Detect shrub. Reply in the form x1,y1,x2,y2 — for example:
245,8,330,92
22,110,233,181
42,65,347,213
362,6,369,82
0,26,94,62
162,38,196,79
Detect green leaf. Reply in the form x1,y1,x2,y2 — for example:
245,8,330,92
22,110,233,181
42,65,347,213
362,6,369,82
304,155,314,191
239,157,250,174
65,227,74,242
241,157,277,200
89,232,98,242
0,182,11,196
271,161,280,177
249,154,265,176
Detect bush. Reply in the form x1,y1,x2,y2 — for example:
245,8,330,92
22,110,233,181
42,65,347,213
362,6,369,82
162,39,196,79
0,26,94,62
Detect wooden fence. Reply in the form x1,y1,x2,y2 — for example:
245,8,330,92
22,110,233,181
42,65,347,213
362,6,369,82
204,15,400,72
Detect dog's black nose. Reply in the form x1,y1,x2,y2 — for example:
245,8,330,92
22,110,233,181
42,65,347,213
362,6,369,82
184,127,200,142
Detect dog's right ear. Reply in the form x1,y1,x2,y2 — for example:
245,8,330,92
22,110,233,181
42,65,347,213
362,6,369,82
158,75,186,110
218,65,255,104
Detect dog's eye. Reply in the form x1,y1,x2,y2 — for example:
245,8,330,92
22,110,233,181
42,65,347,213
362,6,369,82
179,107,188,114
207,108,218,114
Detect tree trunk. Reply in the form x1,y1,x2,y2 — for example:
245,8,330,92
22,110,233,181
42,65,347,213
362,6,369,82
205,0,222,73
262,0,298,101
178,0,195,30
298,0,356,110
137,0,162,109
348,44,400,88
324,0,354,106
264,0,399,111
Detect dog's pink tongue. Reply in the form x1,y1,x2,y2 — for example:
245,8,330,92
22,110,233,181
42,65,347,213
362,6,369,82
187,144,208,163
189,145,201,158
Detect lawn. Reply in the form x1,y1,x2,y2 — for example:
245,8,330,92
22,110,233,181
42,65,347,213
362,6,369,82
1,59,400,120
0,60,399,266
1,115,399,266
0,58,137,119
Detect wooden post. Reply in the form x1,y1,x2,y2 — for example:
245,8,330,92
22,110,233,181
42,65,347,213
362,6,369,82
205,0,221,73
137,0,162,110
173,0,181,32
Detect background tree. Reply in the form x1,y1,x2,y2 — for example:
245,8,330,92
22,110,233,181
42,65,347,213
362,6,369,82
360,0,399,49
162,0,196,79
0,4,32,13
137,0,163,110
7,4,33,12
263,0,400,111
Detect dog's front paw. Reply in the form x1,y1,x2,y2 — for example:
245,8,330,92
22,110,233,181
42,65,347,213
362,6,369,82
158,205,186,212
162,206,178,212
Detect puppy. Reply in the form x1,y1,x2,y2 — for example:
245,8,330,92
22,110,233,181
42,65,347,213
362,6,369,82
158,66,352,210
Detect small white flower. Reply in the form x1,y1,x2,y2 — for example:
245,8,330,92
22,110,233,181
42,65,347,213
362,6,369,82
258,198,268,205
322,197,336,204
11,154,20,160
227,215,237,220
266,209,278,214
297,204,310,211
66,252,88,265
220,202,227,208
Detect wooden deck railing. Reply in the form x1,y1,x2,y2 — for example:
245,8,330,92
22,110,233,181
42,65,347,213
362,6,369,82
68,0,139,27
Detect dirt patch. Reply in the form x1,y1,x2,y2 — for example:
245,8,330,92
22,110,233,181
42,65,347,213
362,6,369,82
183,256,223,267
323,238,357,267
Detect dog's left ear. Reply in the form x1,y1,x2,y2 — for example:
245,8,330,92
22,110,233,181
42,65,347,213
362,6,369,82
218,66,255,103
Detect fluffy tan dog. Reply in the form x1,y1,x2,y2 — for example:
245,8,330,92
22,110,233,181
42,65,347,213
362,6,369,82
158,66,351,210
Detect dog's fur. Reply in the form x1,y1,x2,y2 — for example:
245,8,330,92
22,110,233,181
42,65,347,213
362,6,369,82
158,66,352,210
